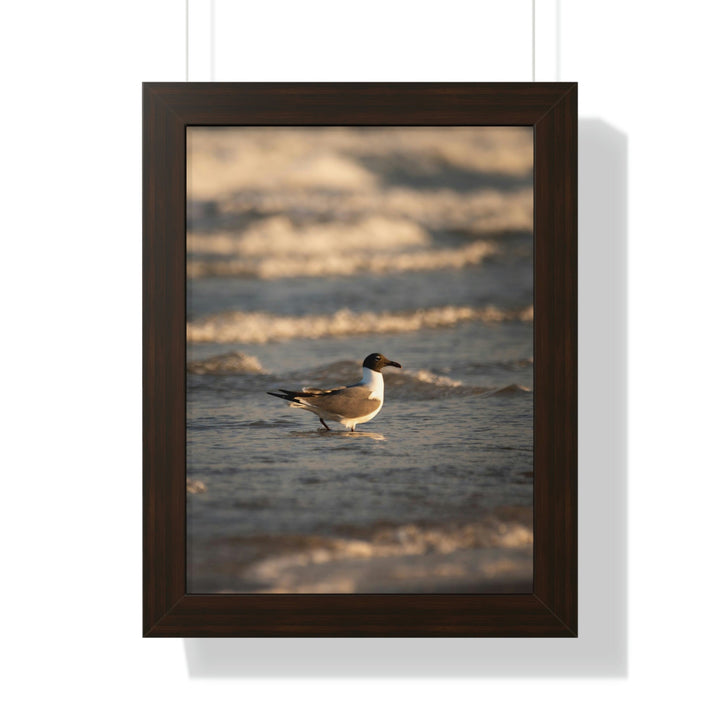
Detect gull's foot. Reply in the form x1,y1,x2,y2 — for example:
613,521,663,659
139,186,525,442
320,419,331,431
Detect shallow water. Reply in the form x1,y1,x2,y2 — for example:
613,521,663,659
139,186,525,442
186,127,534,593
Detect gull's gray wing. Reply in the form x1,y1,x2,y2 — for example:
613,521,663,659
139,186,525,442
297,385,381,417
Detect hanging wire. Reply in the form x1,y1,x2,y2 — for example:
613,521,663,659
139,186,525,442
532,0,536,81
556,0,561,81
210,0,215,81
185,0,189,81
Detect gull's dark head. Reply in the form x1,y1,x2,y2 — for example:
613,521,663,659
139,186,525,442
362,353,402,372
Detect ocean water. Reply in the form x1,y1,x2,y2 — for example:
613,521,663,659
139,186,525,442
186,127,534,593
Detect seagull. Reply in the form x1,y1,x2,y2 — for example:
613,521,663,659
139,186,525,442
267,353,402,431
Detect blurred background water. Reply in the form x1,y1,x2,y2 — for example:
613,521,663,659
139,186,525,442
186,127,534,593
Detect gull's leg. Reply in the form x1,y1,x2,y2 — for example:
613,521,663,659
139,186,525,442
320,419,331,431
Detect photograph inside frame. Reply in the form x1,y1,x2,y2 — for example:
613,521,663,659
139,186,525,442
185,126,534,594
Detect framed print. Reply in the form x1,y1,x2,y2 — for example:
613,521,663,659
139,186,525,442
143,83,577,637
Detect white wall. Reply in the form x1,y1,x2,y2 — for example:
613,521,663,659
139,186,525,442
1,1,718,718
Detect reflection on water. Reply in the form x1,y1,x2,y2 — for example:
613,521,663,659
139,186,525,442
289,430,387,441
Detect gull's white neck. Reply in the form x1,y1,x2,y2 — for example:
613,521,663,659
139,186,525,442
361,366,384,400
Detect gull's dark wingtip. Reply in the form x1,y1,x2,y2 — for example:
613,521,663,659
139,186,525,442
267,391,290,400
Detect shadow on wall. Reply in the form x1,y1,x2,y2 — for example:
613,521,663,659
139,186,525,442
182,119,628,678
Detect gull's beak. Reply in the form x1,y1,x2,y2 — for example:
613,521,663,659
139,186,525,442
386,359,402,369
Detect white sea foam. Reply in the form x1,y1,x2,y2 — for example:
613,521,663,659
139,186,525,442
188,239,497,279
187,214,440,279
186,479,207,495
189,215,430,257
187,127,533,253
481,383,532,397
187,129,533,280
188,127,533,201
213,187,533,236
186,351,266,375
242,515,533,593
403,369,463,388
188,133,378,197
187,304,533,344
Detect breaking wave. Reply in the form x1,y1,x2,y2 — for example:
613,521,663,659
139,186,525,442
384,371,529,401
238,510,533,593
482,383,531,397
187,232,498,280
187,304,533,344
188,127,533,201
384,372,525,400
186,478,207,495
189,215,430,257
187,127,532,279
187,351,266,375
203,187,533,236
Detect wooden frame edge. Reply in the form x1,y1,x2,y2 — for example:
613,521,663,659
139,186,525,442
143,83,578,637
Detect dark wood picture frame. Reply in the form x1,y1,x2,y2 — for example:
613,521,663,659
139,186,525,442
143,83,577,637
